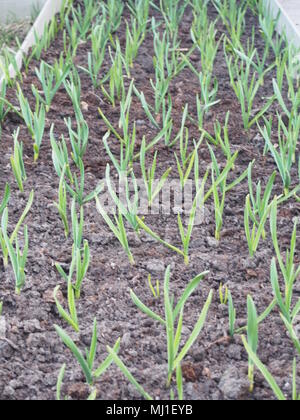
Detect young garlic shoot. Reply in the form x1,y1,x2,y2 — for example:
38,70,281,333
244,195,272,258
161,95,173,147
1,208,28,295
27,21,53,63
95,196,135,265
182,45,220,130
168,103,188,150
200,112,234,163
106,165,139,233
101,42,126,107
151,24,174,115
208,145,239,241
51,129,102,205
10,128,27,193
70,242,90,301
33,60,70,112
74,239,91,299
158,0,188,36
127,0,150,34
285,51,300,102
190,6,220,79
259,7,285,58
56,363,98,401
55,318,121,387
55,201,90,300
248,161,276,241
140,137,172,206
64,116,89,168
102,82,137,172
71,199,84,250
244,163,276,257
274,48,289,92
69,0,101,41
52,52,72,82
28,19,58,64
281,316,300,358
64,19,80,58
102,131,132,175
56,364,68,401
178,169,208,264
50,125,74,184
211,166,226,241
130,266,212,395
53,280,79,333
258,116,294,195
242,337,299,401
219,283,228,305
132,86,160,129
0,48,23,87
136,217,185,265
63,69,82,118
0,80,9,125
78,22,108,89
0,185,10,217
134,125,173,161
225,44,274,130
273,67,300,161
16,85,46,161
54,167,69,238
246,295,259,392
270,200,300,324
124,18,145,70
70,158,103,206
232,41,275,87
195,72,219,129
0,190,34,268
147,274,160,299
105,0,124,34
228,291,236,337
175,139,200,190
213,0,246,50
107,346,153,400
203,150,247,203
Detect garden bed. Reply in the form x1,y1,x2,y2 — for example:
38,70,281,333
0,0,299,400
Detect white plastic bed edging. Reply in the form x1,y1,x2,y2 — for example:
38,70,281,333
263,0,300,49
0,0,64,89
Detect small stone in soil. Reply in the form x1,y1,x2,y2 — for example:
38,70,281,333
146,260,165,274
0,317,6,337
206,237,220,248
218,366,249,399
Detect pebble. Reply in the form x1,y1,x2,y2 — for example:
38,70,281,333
0,341,14,359
23,319,42,334
122,332,131,348
227,344,242,361
219,366,248,399
242,257,257,269
0,317,6,337
206,237,220,248
2,385,15,398
146,260,165,273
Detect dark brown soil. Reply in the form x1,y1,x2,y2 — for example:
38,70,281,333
0,1,299,400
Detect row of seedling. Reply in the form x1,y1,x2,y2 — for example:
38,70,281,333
46,69,216,401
